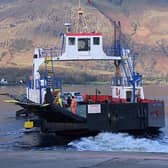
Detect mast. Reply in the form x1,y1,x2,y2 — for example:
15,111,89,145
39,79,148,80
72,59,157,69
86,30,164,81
114,21,121,78
76,0,88,33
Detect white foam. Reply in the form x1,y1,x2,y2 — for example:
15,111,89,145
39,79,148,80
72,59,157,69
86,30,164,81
69,132,168,153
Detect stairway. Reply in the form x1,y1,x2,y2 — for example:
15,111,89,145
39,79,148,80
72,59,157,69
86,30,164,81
45,55,55,89
120,49,133,86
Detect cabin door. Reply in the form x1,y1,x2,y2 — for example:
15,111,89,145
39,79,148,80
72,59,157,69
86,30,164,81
126,91,132,102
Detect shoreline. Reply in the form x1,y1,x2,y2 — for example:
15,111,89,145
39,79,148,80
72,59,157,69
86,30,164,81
1,151,168,168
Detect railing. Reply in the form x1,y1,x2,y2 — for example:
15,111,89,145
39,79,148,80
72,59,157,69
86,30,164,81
27,78,62,90
112,77,128,87
36,47,62,59
27,78,62,104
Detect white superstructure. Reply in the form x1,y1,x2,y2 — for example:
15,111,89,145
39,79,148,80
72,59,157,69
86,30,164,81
26,5,144,104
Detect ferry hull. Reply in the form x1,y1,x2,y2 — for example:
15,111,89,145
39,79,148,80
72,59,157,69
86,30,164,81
28,101,165,135
87,102,165,132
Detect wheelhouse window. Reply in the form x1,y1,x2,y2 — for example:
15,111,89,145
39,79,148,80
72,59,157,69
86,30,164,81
78,38,90,51
68,37,75,45
93,37,100,45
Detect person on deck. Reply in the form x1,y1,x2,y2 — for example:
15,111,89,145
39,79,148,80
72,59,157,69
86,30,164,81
53,89,63,107
67,95,72,107
58,95,63,107
71,96,77,114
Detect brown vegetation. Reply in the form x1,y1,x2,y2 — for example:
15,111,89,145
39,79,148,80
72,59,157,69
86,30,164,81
0,0,167,83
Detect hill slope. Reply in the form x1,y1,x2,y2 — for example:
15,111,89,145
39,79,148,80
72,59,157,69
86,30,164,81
0,0,168,83
93,0,168,77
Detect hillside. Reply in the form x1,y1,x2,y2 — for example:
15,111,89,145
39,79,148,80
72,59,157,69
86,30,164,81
0,0,168,84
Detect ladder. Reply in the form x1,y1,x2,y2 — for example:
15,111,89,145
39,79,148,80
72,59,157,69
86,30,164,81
43,48,62,92
120,49,133,86
44,49,55,89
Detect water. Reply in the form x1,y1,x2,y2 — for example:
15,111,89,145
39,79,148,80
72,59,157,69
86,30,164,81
69,128,168,153
0,85,168,152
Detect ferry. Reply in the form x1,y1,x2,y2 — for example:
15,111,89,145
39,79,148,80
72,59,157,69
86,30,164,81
11,4,165,137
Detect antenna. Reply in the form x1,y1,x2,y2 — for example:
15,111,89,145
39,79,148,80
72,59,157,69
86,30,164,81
78,0,81,8
76,0,88,33
64,6,71,33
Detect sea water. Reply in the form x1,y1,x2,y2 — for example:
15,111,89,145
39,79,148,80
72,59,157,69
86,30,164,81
0,85,168,152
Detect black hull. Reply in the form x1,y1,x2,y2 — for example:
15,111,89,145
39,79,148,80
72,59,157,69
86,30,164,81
23,101,165,135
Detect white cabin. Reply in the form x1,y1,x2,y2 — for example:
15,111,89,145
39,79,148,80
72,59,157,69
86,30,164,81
64,33,104,59
58,32,120,61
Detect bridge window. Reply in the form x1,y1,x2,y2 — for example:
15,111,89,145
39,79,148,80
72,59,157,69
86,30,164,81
93,37,100,45
68,37,75,45
78,38,90,51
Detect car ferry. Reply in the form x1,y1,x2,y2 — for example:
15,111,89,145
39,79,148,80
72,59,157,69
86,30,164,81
13,5,165,137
